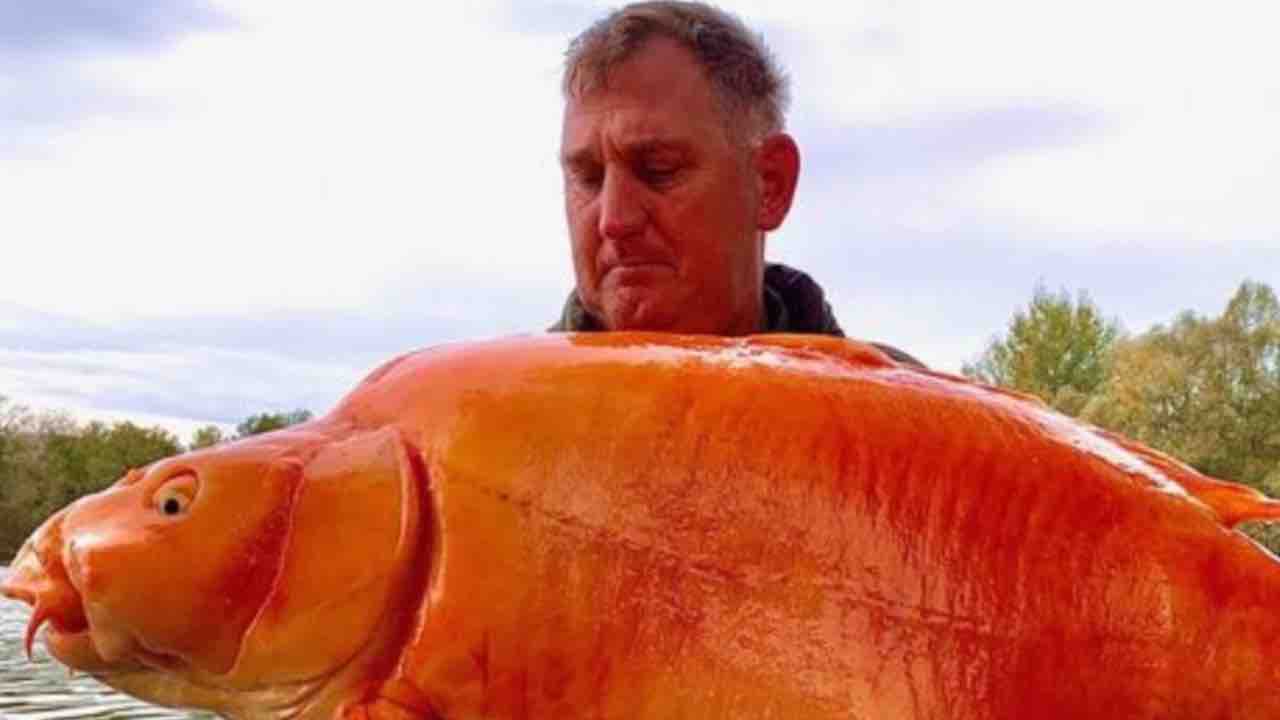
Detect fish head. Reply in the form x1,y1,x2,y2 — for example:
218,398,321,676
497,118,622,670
1,425,426,717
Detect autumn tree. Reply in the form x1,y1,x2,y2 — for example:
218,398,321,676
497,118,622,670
963,286,1122,415
1084,281,1280,484
1083,280,1280,548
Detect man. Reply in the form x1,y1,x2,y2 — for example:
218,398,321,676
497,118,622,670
550,1,923,368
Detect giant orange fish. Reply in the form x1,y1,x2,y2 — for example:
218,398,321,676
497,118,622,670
4,333,1280,719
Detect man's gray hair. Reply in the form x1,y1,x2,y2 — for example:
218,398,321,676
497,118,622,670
563,1,790,142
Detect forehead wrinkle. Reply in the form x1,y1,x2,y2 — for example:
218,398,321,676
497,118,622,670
561,134,694,167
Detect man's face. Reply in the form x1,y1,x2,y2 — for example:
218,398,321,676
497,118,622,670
560,37,766,335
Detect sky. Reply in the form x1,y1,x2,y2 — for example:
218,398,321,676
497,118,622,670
1,0,1277,442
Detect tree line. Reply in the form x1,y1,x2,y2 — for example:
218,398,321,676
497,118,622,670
0,407,311,561
964,280,1280,550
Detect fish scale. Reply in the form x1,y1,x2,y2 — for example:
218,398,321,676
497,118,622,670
4,333,1280,719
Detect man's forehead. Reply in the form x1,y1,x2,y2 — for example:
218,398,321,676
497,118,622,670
559,36,729,159
560,93,727,163
560,132,695,164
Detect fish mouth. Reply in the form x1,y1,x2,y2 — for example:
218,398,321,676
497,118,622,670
20,593,90,660
1,539,159,674
3,540,89,661
6,559,234,713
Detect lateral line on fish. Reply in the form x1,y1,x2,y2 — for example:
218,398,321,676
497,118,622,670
466,482,1014,641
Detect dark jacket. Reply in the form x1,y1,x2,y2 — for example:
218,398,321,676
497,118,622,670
549,262,926,369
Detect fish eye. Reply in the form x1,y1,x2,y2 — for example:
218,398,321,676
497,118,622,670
153,474,197,518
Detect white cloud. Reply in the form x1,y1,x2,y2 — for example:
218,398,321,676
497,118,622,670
1,0,1276,431
967,106,1280,245
764,0,1280,249
2,1,571,320
0,345,362,430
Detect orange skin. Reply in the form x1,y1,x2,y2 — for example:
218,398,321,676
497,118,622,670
5,333,1280,719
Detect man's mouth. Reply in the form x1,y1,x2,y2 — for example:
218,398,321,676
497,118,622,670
603,261,675,285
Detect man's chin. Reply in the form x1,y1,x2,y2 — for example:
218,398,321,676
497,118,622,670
586,284,673,330
597,300,681,333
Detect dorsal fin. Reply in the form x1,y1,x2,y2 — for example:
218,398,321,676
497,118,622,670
1095,428,1280,528
1184,479,1280,529
739,334,1280,528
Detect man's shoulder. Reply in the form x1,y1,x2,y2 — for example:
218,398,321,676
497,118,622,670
549,264,927,370
868,341,927,370
764,262,926,370
548,291,602,333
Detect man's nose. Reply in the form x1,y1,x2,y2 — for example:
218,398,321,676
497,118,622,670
598,170,646,240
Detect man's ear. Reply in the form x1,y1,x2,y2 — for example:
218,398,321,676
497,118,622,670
755,132,801,232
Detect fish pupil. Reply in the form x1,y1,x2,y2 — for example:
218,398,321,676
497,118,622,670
163,498,181,515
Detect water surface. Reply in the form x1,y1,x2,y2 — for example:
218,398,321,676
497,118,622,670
0,567,209,719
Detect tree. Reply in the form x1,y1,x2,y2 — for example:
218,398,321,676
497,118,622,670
0,406,181,561
235,409,313,438
963,285,1121,415
39,420,182,518
1084,281,1280,482
189,424,227,450
1083,280,1280,549
0,396,29,498
0,396,39,556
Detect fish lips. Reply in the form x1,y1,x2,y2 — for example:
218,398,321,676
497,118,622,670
3,541,89,664
1,535,157,675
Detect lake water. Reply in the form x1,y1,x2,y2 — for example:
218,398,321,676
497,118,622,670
0,567,210,719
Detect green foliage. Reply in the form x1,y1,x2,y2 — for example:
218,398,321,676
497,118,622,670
984,280,1280,550
0,401,317,561
963,285,1121,415
0,397,41,557
972,280,1280,551
1083,281,1280,489
41,421,182,516
189,424,226,450
0,399,182,561
235,409,313,438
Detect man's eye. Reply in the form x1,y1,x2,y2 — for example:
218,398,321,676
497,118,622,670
641,165,679,187
567,168,603,190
